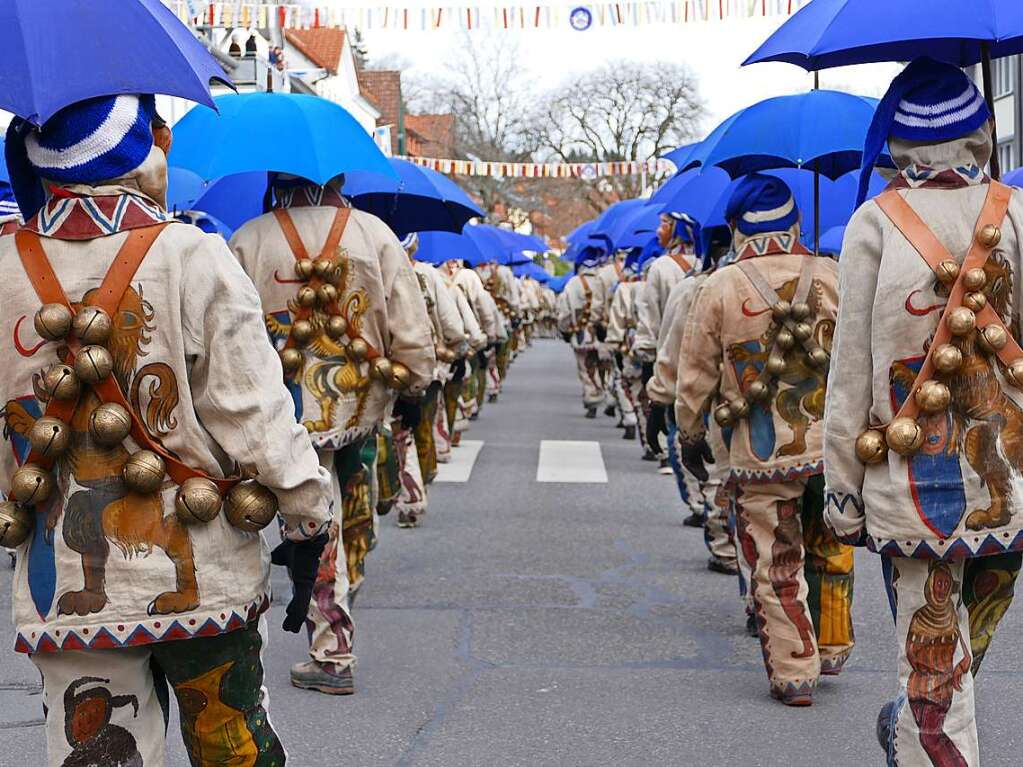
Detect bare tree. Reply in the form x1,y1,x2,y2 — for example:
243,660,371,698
530,60,705,211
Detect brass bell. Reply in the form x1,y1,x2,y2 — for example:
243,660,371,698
291,319,315,346
326,264,345,286
296,286,318,308
280,348,304,374
348,338,369,361
730,398,751,420
389,361,411,390
766,354,787,376
88,403,132,447
771,301,792,321
29,417,71,459
747,380,770,401
963,267,987,292
11,464,54,505
806,347,830,368
914,380,951,414
963,292,987,313
886,417,924,457
122,450,166,494
855,429,888,465
42,364,81,401
372,357,394,382
34,304,73,342
935,259,960,285
74,345,114,384
72,307,112,345
713,403,734,428
776,328,795,350
946,307,976,337
1006,360,1023,388
316,284,339,306
295,259,315,281
325,315,348,340
0,501,33,548
174,477,223,526
978,324,1009,354
790,302,811,322
977,224,1002,249
225,482,279,533
312,258,333,279
932,343,964,375
792,322,813,342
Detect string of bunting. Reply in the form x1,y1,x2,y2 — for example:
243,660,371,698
399,155,674,179
168,1,808,31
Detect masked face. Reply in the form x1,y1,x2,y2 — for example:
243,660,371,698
656,216,675,249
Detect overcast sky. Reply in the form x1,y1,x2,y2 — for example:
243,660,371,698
359,14,903,139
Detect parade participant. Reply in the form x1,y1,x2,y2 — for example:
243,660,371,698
232,169,435,693
477,259,518,403
596,251,627,420
0,94,332,764
558,245,610,418
676,174,854,706
0,182,23,235
824,59,1023,765
648,240,737,574
445,258,499,423
606,253,643,443
438,260,487,447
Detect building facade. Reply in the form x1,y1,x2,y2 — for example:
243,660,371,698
987,55,1023,174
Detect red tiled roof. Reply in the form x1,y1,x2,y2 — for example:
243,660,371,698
406,113,456,158
285,28,346,74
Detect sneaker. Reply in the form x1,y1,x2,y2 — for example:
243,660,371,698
290,661,355,696
707,557,739,575
397,511,420,529
623,425,636,441
585,407,597,419
682,512,706,528
657,459,673,475
604,404,617,417
641,449,659,462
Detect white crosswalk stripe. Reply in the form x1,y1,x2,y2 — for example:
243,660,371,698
536,440,608,483
435,440,485,483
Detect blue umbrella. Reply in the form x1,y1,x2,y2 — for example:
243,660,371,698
513,262,552,283
606,205,661,251
744,0,1023,71
652,167,733,223
589,199,647,248
464,225,540,266
687,91,888,180
169,93,396,185
0,0,228,125
549,274,572,294
414,231,486,267
177,211,234,240
166,167,206,212
1004,168,1023,188
343,159,484,238
819,226,847,256
662,141,703,173
566,220,597,245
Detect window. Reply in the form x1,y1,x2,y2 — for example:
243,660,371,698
994,56,1016,99
998,140,1016,173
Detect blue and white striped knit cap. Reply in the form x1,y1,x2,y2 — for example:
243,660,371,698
856,57,991,208
26,95,156,184
725,174,799,237
575,244,607,271
401,232,420,252
665,211,699,244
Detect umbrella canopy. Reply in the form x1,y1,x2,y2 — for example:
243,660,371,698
343,159,484,239
685,91,888,180
663,141,702,172
744,0,1023,71
166,170,267,233
549,274,572,294
413,231,486,267
177,210,234,240
169,93,395,185
566,220,597,245
166,167,206,212
0,0,228,125
1004,168,1023,187
605,205,661,252
513,262,552,283
589,199,647,247
819,226,847,255
651,167,733,223
463,225,540,266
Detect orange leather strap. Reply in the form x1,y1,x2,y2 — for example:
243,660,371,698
876,182,1015,423
669,251,692,274
15,225,239,491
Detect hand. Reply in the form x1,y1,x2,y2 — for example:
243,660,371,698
614,351,624,370
594,324,607,342
271,533,328,633
393,397,423,430
646,404,668,451
680,437,715,483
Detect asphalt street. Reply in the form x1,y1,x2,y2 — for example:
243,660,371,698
3,338,1023,766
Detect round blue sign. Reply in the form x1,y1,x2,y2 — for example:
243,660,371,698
569,7,593,31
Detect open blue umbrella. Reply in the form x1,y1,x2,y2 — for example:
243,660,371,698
819,226,847,256
549,274,572,294
566,220,597,245
166,167,206,213
589,199,647,248
663,141,703,173
0,0,228,125
177,210,234,240
513,262,552,283
687,91,887,180
652,167,733,223
463,225,536,266
606,205,661,252
170,93,396,185
1004,168,1023,188
414,231,486,266
344,158,484,239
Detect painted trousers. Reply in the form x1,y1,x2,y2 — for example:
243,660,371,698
415,382,441,485
735,475,855,698
434,383,453,464
620,357,649,451
880,552,1022,767
608,358,637,427
394,420,427,519
475,350,489,410
337,435,377,595
573,347,605,408
302,449,356,672
444,376,468,440
703,423,738,566
32,620,283,767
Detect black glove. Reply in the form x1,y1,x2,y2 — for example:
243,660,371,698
451,358,467,382
594,324,607,342
271,533,329,633
680,437,715,483
640,361,655,386
646,403,668,451
393,397,423,430
614,351,624,370
561,331,573,343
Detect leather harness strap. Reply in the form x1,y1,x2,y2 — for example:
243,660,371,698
15,225,239,491
668,252,692,274
875,182,1015,424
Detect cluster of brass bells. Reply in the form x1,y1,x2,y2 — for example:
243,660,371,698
0,500,33,548
436,347,458,364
